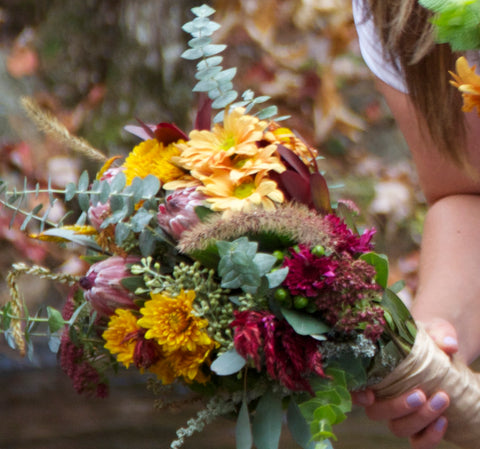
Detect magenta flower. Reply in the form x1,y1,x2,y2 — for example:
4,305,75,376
79,255,140,317
231,310,324,393
282,245,338,298
157,187,206,240
324,214,375,255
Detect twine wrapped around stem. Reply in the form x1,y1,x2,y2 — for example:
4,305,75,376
372,325,480,448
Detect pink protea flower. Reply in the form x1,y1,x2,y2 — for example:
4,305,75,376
282,244,338,298
87,167,125,231
231,310,324,393
79,255,140,317
157,187,206,240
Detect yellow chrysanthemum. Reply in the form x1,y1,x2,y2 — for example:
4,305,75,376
450,56,480,115
264,124,318,169
198,170,284,213
138,290,214,354
123,139,185,185
172,108,267,177
148,345,211,384
103,308,141,368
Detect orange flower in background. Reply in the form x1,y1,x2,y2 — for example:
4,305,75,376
450,56,480,115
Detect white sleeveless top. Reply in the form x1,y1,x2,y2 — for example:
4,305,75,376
352,0,407,93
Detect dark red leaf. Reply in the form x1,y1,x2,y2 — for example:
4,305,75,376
154,123,188,145
278,170,311,206
276,145,310,181
310,172,332,214
194,94,212,130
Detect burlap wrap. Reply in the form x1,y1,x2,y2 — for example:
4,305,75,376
371,325,480,448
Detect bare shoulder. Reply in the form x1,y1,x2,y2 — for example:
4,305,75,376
375,78,480,204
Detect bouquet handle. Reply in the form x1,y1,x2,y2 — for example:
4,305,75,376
371,325,480,448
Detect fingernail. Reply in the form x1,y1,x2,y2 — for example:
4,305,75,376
430,393,448,411
406,392,424,408
443,336,458,347
434,416,447,432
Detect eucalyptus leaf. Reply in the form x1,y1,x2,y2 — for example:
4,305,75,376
252,390,283,449
236,400,253,449
47,306,65,333
212,90,238,108
287,400,316,449
211,348,246,375
281,307,330,336
265,267,289,288
77,170,89,191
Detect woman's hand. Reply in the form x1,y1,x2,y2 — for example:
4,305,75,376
352,318,458,449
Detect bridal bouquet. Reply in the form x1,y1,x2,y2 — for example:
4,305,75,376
1,4,478,449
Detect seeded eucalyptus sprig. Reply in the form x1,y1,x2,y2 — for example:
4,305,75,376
182,4,286,122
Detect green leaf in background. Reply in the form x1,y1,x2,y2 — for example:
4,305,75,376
236,400,253,449
252,389,283,449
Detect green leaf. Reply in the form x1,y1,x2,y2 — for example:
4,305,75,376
77,170,89,191
256,105,278,120
47,307,65,333
64,182,77,201
253,253,277,276
212,90,238,108
130,208,154,232
191,4,216,17
188,36,212,49
139,228,156,256
287,400,315,449
110,172,126,193
265,267,289,288
141,175,161,197
115,221,131,245
252,390,283,449
195,65,223,80
202,43,227,57
211,348,246,375
193,78,219,93
197,56,223,70
181,47,204,60
360,252,389,288
236,400,253,449
281,307,330,336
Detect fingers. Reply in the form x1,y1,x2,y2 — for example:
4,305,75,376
351,389,375,407
364,389,427,421
387,391,449,438
420,318,458,355
409,416,448,449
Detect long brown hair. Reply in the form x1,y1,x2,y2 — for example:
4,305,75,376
364,0,466,165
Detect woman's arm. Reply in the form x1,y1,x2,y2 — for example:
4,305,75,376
354,78,480,449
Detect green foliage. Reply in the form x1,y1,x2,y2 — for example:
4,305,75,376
181,4,284,122
280,307,330,337
251,389,283,449
359,252,389,289
216,237,280,294
0,170,172,256
299,368,352,444
211,348,246,375
419,0,480,50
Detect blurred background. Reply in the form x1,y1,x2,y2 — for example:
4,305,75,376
0,0,452,448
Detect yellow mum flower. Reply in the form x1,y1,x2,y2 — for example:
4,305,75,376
148,345,211,384
172,108,267,177
123,139,185,185
450,56,480,115
138,290,214,354
103,309,141,368
199,170,284,213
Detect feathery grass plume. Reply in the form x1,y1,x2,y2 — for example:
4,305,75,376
177,203,336,255
20,96,107,162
